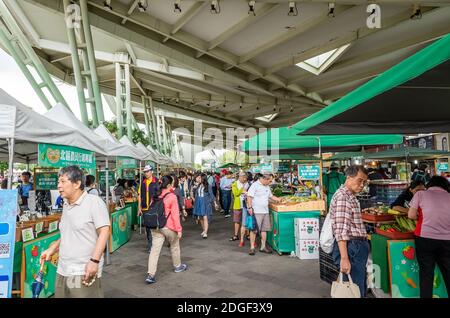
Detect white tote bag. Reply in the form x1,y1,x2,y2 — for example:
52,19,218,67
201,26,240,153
320,212,335,254
331,273,361,298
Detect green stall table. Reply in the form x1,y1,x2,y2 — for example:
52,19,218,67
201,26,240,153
110,205,133,253
13,231,61,298
125,201,139,229
371,234,390,294
267,210,321,255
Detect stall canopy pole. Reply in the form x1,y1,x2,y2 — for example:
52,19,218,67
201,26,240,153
104,157,111,266
139,160,143,235
7,138,14,189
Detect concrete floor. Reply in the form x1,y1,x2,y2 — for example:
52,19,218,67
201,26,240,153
102,211,331,298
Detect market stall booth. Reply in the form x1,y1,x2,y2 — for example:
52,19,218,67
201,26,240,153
241,127,402,257
291,34,450,298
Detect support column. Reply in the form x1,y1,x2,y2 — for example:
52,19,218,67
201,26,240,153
149,97,159,149
79,0,105,123
115,62,124,138
63,0,89,125
125,63,133,141
114,53,132,139
142,96,153,146
0,1,68,109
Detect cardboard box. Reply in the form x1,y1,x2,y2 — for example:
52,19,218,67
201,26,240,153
296,239,319,260
294,218,320,240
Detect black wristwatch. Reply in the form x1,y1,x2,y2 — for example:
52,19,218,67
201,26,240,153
90,258,100,264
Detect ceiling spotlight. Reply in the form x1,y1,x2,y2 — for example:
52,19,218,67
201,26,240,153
175,98,179,104
273,105,277,112
239,102,243,109
174,0,182,13
248,1,256,16
256,105,259,111
103,0,113,11
328,2,335,17
410,4,422,20
290,106,293,112
210,0,220,14
137,0,148,12
288,2,298,16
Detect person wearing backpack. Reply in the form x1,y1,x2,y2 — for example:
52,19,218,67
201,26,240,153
146,175,188,284
138,165,159,253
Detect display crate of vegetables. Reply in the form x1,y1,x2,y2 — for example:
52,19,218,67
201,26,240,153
375,216,416,239
362,206,396,222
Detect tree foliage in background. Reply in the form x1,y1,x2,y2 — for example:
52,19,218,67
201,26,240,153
219,150,249,166
0,161,8,176
103,120,150,147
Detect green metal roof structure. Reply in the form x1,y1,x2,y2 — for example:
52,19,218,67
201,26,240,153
241,127,403,154
293,33,450,135
363,146,450,160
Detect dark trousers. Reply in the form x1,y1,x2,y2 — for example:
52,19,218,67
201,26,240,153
415,236,450,298
220,190,232,215
332,240,370,297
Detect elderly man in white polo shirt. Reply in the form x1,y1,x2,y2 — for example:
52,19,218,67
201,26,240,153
40,166,110,298
246,174,283,256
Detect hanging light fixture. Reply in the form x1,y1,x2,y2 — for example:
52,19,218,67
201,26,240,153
210,0,220,14
137,0,148,12
327,2,335,17
288,2,298,16
103,0,113,11
239,102,243,109
410,4,422,20
248,1,256,16
290,105,293,112
174,0,182,13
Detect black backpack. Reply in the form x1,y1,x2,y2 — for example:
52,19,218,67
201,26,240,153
143,193,171,229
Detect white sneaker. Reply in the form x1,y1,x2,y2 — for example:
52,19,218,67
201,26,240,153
202,233,208,239
201,231,205,237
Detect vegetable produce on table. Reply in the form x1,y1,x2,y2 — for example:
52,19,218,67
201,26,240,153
378,216,417,233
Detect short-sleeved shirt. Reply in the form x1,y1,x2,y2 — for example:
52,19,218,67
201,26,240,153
220,177,234,190
58,191,111,278
247,180,272,214
19,183,33,198
410,187,450,240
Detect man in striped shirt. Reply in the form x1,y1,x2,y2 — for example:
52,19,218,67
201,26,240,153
330,165,369,297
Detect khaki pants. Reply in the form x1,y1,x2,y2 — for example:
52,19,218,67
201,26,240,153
148,228,181,276
54,274,104,298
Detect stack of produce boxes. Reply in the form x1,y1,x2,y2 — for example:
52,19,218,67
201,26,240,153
294,218,320,259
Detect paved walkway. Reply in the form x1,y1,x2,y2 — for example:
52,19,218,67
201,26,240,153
102,211,330,298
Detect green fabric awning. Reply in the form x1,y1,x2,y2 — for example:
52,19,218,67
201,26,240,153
325,151,366,161
218,163,241,169
241,127,403,153
293,33,450,135
364,146,450,160
263,154,319,161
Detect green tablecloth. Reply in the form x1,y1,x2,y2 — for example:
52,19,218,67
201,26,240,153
125,201,139,227
371,234,390,293
110,206,133,253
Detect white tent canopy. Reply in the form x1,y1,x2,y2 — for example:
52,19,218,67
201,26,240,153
136,142,158,163
0,89,107,163
44,103,143,160
119,135,148,160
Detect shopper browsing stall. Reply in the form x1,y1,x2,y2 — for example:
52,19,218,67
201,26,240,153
408,176,450,298
390,180,425,213
246,174,283,256
330,165,369,297
230,172,249,242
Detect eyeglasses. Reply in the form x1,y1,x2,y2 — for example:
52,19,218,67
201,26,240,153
352,177,369,186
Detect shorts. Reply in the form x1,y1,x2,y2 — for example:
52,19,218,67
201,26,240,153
255,213,272,232
233,209,242,223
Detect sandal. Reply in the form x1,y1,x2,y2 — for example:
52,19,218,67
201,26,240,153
229,235,239,241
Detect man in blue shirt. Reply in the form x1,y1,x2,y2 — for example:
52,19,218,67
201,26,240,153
220,171,235,218
18,171,33,206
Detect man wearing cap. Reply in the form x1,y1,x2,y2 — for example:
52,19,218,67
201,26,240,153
138,165,159,252
323,162,346,209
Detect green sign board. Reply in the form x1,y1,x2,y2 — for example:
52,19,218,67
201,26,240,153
437,162,449,174
110,206,132,253
123,170,136,180
250,165,261,173
260,163,273,173
388,240,448,298
99,171,115,187
35,172,58,190
38,143,96,169
274,162,291,173
298,164,321,180
23,232,60,298
117,157,137,169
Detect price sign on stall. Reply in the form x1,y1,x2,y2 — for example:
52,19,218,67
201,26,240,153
437,162,449,174
117,157,137,169
35,173,58,190
298,164,321,180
